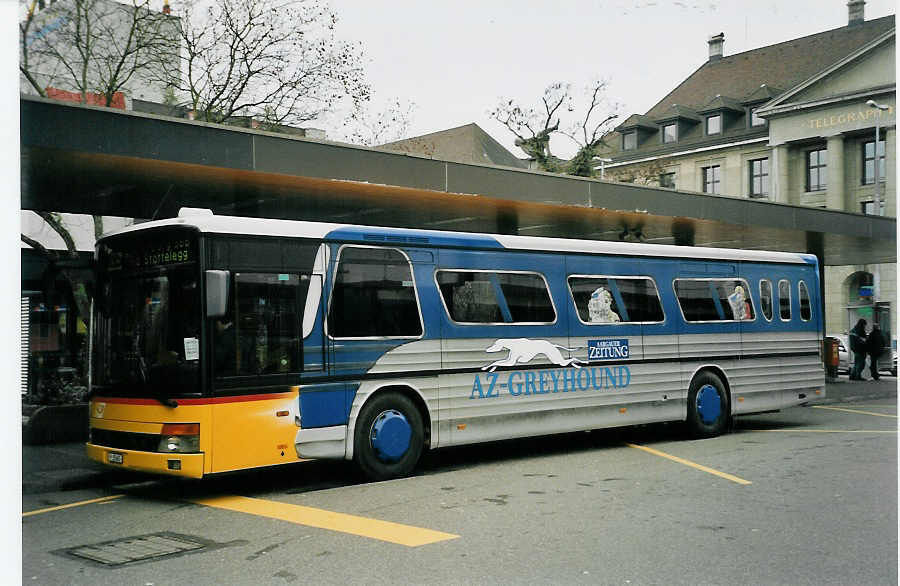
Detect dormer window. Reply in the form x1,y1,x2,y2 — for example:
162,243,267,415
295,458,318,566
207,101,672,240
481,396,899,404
706,114,722,135
662,123,677,144
750,107,766,127
616,114,661,152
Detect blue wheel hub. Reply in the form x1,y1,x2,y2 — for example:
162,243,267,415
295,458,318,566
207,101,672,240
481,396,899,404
370,409,412,463
696,384,722,425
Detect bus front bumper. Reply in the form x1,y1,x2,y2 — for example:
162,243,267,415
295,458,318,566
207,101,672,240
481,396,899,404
86,443,205,479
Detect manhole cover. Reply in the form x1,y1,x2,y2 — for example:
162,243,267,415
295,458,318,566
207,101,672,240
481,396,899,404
65,532,209,566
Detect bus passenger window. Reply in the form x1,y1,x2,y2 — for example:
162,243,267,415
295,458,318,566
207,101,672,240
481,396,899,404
495,273,555,323
436,272,502,323
612,278,663,322
798,281,812,321
437,270,555,324
214,273,302,377
778,280,792,321
328,247,422,338
568,277,663,324
675,280,720,322
759,280,774,321
675,279,754,322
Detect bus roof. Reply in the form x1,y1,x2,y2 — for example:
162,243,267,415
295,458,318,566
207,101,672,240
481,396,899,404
105,208,815,265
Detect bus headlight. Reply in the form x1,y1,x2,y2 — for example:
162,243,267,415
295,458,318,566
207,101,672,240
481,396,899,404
157,423,201,453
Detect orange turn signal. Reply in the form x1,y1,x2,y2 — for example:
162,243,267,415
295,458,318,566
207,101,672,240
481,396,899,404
161,423,200,436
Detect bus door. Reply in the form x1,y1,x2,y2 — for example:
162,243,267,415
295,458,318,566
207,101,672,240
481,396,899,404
322,244,426,433
208,238,321,473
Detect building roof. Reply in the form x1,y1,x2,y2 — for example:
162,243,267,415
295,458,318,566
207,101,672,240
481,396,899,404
644,15,894,119
698,94,744,114
378,123,527,169
606,14,895,162
742,84,786,104
654,104,702,123
616,113,660,131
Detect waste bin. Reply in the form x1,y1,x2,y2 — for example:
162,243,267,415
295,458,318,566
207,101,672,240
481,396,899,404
823,337,839,379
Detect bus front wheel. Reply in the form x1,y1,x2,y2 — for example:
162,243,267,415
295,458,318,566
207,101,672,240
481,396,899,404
686,372,729,438
354,392,424,481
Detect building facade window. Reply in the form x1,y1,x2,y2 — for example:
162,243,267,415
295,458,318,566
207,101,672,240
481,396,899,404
862,200,885,216
862,139,886,185
623,131,637,151
806,148,827,192
749,107,766,127
702,165,721,194
749,158,769,198
662,123,677,144
659,172,676,189
706,114,721,135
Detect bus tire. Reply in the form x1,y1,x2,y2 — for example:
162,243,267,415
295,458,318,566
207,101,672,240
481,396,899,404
354,392,424,481
686,372,729,438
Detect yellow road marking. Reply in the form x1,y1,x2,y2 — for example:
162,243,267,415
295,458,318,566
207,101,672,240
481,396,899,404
192,495,459,547
23,494,124,517
748,428,896,434
813,406,898,418
626,443,752,485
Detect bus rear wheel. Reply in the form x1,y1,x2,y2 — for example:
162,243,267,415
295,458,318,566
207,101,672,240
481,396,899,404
686,372,729,438
354,392,424,481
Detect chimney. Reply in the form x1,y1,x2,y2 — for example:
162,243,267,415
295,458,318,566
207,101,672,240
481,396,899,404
708,33,724,61
848,0,865,26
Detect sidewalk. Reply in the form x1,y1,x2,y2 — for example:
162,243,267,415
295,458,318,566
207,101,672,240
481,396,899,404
21,377,896,496
817,374,898,405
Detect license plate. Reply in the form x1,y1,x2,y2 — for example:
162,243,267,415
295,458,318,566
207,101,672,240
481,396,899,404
107,452,124,465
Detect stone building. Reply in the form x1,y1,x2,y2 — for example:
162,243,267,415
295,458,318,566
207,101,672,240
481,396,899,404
604,2,895,341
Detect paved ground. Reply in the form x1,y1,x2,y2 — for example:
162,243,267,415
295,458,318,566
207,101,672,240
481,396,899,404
19,376,897,585
21,376,896,495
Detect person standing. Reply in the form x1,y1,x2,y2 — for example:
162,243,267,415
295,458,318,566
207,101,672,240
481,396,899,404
866,324,885,381
849,319,868,380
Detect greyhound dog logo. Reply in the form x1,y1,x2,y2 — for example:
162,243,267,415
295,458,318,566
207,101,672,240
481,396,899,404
482,338,584,372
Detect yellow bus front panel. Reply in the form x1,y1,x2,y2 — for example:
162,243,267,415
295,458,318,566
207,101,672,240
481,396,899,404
87,387,302,478
88,398,212,478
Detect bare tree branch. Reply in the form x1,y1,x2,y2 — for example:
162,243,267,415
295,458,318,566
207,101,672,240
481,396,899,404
492,79,620,177
36,212,79,257
20,0,177,106
21,233,57,259
161,0,370,128
341,97,416,146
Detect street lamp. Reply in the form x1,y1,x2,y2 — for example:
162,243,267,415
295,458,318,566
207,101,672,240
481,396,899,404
866,99,890,216
865,99,890,323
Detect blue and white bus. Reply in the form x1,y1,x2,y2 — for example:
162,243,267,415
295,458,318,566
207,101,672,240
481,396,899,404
87,208,824,481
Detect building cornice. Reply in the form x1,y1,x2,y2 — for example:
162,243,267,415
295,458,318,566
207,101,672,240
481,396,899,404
759,84,896,117
605,137,769,168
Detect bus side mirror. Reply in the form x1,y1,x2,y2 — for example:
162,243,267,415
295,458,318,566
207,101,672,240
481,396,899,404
206,270,230,317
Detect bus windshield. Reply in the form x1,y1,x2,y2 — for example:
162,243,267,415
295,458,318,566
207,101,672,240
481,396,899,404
93,229,201,400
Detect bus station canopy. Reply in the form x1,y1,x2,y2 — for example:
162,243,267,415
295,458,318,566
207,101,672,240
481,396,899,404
20,96,896,266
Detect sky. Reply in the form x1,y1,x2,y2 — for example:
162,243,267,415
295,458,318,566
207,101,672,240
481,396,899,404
327,0,896,158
